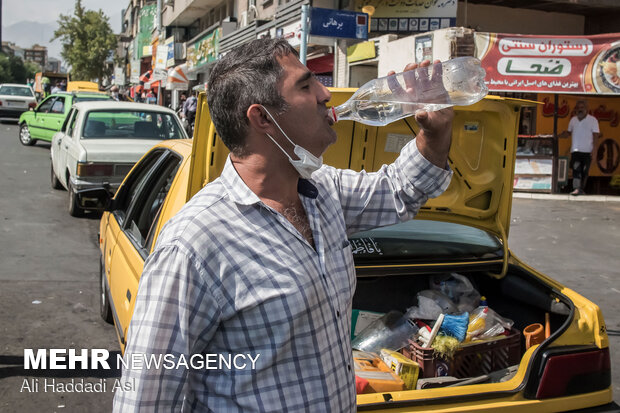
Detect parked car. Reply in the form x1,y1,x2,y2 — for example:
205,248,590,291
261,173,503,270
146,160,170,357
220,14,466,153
18,91,112,146
0,83,37,120
82,91,615,412
51,101,188,217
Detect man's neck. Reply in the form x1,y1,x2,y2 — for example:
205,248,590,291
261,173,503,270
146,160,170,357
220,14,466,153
230,153,300,206
231,153,315,248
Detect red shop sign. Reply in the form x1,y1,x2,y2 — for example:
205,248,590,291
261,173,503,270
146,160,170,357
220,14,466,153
475,32,620,94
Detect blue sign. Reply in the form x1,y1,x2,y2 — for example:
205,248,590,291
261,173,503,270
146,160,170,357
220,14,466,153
310,7,368,40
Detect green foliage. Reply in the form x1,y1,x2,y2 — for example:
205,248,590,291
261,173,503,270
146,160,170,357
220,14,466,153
0,52,40,83
52,0,117,86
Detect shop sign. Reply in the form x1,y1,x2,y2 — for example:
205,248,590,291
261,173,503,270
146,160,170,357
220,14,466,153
356,0,456,34
113,67,126,85
155,41,170,70
277,21,302,48
142,45,153,57
186,28,222,70
130,60,141,83
347,41,376,63
476,32,620,94
310,8,368,40
154,36,176,69
136,4,156,59
166,37,176,67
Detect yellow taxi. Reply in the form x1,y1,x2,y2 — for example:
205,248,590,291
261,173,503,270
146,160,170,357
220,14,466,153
81,90,615,412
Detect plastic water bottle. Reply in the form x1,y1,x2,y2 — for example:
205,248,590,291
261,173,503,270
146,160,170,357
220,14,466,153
329,56,488,127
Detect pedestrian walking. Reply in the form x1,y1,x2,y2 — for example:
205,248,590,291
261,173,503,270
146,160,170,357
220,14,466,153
182,91,197,134
113,37,453,412
559,100,601,195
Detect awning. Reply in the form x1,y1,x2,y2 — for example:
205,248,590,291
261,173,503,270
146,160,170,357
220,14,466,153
307,54,334,74
166,64,189,90
139,70,152,83
144,80,161,90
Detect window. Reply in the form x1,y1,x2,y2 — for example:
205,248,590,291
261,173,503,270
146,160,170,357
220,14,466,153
61,109,77,134
82,110,186,139
50,97,65,114
0,86,34,97
126,156,181,252
36,97,55,113
68,110,79,137
74,96,112,104
114,150,166,225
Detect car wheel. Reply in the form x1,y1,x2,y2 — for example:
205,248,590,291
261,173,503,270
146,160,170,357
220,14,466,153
19,123,35,146
100,258,114,324
68,179,84,217
51,162,63,190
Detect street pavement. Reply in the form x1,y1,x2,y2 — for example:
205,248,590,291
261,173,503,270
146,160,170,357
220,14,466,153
0,122,118,412
0,121,618,410
509,196,620,405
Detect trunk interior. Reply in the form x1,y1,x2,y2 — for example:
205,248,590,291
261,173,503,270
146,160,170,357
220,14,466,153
352,263,573,395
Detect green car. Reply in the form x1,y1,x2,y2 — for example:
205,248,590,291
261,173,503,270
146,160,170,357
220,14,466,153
18,91,112,146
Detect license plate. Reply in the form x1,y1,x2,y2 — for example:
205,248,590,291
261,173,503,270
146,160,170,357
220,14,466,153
6,101,24,107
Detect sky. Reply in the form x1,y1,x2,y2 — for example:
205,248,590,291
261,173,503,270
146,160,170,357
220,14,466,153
3,0,128,33
3,0,128,63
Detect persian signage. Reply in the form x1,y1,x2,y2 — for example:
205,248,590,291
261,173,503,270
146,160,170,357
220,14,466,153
476,32,620,94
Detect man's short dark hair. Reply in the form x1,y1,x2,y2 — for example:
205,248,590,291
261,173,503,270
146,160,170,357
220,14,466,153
207,38,298,156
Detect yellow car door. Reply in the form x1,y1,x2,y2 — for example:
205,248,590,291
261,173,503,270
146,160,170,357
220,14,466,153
105,149,183,347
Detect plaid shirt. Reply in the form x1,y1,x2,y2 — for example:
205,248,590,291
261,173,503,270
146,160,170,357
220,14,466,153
113,138,452,412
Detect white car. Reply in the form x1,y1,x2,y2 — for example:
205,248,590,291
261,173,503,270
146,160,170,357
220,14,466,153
50,101,189,216
0,83,37,120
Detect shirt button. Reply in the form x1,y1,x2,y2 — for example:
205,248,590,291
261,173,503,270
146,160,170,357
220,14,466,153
347,364,351,371
336,310,340,318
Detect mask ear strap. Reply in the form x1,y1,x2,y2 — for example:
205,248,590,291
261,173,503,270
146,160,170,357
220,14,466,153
261,105,296,148
266,133,294,162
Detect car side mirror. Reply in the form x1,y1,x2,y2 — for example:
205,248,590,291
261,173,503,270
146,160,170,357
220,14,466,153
76,187,114,212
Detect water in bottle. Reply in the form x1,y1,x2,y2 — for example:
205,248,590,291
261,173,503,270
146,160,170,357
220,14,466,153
329,56,488,127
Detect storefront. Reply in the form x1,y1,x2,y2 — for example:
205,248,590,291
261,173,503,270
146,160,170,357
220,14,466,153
186,27,222,88
475,32,620,195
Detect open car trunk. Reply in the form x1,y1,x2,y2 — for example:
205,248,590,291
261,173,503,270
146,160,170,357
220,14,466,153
351,259,575,406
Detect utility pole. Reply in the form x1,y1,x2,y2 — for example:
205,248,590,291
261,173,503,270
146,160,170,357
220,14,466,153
0,0,3,47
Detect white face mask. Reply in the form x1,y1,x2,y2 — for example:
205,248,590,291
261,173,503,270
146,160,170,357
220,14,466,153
261,105,323,179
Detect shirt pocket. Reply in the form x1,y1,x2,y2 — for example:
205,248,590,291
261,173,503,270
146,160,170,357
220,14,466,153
325,238,356,313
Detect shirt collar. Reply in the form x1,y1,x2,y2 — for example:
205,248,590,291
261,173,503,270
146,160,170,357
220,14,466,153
220,156,319,205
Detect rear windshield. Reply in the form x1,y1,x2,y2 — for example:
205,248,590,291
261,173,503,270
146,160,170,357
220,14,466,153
82,110,185,140
73,96,112,103
349,219,503,264
0,86,34,97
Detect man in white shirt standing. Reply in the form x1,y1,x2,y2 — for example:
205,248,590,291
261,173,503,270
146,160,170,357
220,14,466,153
559,100,600,195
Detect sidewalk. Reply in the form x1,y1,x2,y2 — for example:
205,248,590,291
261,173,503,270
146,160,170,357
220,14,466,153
513,192,620,202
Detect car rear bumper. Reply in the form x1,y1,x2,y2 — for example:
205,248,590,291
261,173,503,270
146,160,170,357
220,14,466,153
567,401,620,412
70,177,121,193
358,388,615,412
0,108,27,118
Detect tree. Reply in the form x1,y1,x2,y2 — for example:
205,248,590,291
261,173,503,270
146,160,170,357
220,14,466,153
52,0,117,87
0,53,40,83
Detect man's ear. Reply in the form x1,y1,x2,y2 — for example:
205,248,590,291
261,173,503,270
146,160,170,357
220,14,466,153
247,104,271,132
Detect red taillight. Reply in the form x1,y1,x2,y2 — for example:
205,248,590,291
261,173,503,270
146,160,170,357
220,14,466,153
76,163,114,177
28,102,37,109
536,347,611,399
